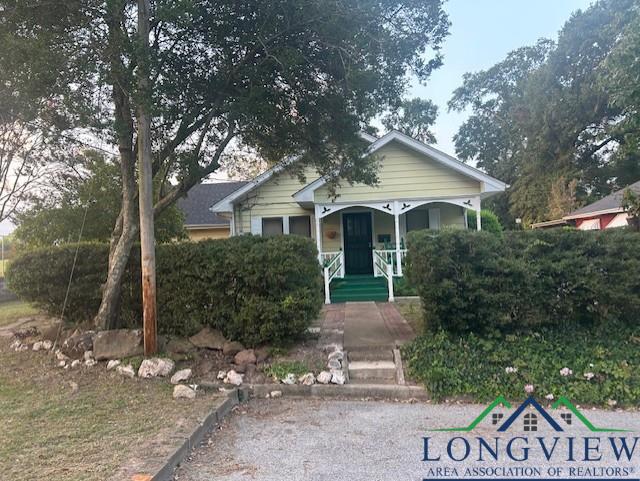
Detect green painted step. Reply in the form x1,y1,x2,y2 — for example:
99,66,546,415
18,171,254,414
330,275,390,303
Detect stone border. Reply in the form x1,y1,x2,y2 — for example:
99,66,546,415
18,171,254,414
201,381,428,401
150,390,239,481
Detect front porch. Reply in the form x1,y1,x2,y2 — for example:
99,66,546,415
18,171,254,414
315,197,483,304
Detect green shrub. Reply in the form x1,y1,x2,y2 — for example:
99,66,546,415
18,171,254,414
466,209,503,234
402,326,640,406
405,229,640,334
6,236,322,346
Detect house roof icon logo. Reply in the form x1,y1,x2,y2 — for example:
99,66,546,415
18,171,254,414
432,396,629,433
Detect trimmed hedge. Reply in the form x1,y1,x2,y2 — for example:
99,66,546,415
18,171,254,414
7,236,323,346
405,229,640,334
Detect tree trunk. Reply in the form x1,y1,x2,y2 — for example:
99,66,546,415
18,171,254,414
94,6,138,329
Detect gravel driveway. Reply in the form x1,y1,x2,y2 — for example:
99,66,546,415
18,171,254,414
174,398,640,481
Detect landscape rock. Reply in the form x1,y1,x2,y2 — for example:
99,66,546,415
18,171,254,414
84,359,97,367
328,351,344,362
83,350,94,361
255,347,270,363
70,360,81,368
106,359,121,370
116,364,136,378
173,385,196,400
55,349,69,361
317,371,332,384
224,370,243,386
32,341,44,351
270,390,282,398
170,368,193,385
234,349,256,366
61,330,94,359
58,360,67,368
189,327,226,350
166,337,195,355
93,329,142,360
223,341,245,357
281,373,297,385
217,370,227,380
298,373,316,386
330,370,346,385
138,358,175,378
327,358,342,370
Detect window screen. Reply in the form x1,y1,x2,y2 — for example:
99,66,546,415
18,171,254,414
262,217,283,237
289,216,311,237
406,209,429,232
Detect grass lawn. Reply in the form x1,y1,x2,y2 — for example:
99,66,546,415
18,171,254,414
396,298,422,336
0,337,226,481
0,300,39,327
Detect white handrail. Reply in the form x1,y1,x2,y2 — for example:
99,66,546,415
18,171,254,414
323,251,344,304
373,250,394,302
373,249,407,277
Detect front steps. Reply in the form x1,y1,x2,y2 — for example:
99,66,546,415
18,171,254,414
347,347,399,385
329,275,389,303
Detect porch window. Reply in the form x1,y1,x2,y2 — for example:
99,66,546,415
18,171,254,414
262,217,283,237
289,215,311,237
406,209,429,232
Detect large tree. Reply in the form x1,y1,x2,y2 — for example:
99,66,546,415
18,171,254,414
449,0,640,225
0,0,449,328
13,150,185,249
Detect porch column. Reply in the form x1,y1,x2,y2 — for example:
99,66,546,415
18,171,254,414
476,197,482,231
314,205,322,263
394,201,402,276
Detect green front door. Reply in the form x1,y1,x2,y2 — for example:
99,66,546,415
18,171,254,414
343,212,373,275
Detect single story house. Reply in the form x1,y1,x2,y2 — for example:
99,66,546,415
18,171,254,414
209,130,507,303
177,181,247,240
561,180,640,230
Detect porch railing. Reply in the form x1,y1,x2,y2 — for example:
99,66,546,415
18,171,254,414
373,250,394,302
373,249,407,277
322,251,344,304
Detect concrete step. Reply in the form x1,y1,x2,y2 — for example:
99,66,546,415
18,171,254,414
348,360,397,381
348,377,398,385
348,349,394,362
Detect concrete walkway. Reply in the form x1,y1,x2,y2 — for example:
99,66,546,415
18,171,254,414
343,302,414,349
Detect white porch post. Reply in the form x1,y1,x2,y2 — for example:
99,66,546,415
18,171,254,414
393,201,402,276
314,205,322,263
476,197,482,231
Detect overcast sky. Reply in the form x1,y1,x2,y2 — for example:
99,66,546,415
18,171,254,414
413,0,594,155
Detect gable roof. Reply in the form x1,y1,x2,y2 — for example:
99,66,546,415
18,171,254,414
210,130,507,212
564,180,640,220
177,181,247,227
294,131,507,204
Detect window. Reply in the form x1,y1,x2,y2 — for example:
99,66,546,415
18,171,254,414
262,217,283,237
560,413,572,425
492,413,504,425
289,216,311,237
406,209,429,232
523,413,537,432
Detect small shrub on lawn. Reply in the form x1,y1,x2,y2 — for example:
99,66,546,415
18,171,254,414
6,235,323,346
264,360,311,380
405,228,640,334
402,326,640,406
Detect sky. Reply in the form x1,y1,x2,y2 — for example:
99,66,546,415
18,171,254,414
413,0,594,155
